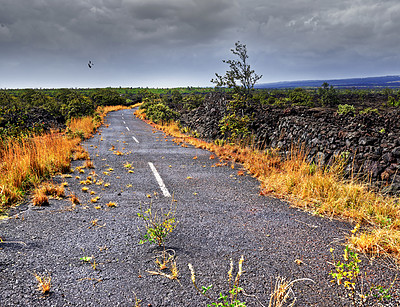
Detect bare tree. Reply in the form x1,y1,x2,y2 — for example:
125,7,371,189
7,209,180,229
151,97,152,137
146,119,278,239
211,41,262,98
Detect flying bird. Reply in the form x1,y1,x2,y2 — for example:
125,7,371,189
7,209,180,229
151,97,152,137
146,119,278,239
88,60,94,68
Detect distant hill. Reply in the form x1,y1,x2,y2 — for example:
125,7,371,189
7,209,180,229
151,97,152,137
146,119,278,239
255,75,400,89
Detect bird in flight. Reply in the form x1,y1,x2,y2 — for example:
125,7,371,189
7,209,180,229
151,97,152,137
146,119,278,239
88,60,94,68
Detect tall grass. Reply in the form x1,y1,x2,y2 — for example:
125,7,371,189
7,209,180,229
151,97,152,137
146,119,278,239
0,105,130,211
143,118,400,259
0,133,79,208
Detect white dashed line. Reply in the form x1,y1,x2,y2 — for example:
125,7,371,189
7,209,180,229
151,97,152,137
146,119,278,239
148,162,171,197
126,127,130,131
132,136,139,143
123,121,126,124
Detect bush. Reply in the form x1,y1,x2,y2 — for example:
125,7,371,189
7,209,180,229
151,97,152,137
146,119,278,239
91,88,126,106
145,103,179,124
359,107,379,115
183,94,204,110
288,88,314,106
387,96,400,107
219,113,250,142
61,96,95,120
337,104,355,115
318,82,339,106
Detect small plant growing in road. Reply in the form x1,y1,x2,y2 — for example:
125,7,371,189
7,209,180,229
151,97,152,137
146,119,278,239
268,276,313,307
106,201,117,208
189,256,247,307
329,243,394,306
137,201,178,247
147,249,179,280
137,201,179,280
80,254,97,270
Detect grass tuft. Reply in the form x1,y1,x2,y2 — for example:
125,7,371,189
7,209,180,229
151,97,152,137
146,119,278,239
32,271,51,295
32,190,49,206
68,194,80,205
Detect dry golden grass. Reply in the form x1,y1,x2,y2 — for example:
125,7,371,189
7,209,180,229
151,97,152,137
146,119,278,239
106,202,117,208
143,119,400,259
33,271,52,294
40,181,65,198
72,145,90,160
68,193,80,205
68,116,97,139
0,106,126,210
0,133,79,208
97,105,130,121
32,181,66,206
268,276,314,307
32,189,49,206
84,159,95,169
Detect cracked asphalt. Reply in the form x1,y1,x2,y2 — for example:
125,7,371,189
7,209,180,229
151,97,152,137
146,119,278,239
0,109,399,306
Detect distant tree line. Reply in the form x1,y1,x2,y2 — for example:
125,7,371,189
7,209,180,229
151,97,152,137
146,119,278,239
0,88,126,139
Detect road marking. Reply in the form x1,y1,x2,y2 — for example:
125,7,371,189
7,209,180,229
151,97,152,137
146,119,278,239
148,162,171,197
126,127,130,131
123,121,126,124
132,136,139,143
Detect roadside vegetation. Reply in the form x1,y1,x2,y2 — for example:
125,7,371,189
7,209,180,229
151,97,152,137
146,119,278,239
0,88,130,214
134,42,400,262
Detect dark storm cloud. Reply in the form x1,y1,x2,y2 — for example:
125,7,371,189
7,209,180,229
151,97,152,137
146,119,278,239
0,0,238,54
1,0,400,87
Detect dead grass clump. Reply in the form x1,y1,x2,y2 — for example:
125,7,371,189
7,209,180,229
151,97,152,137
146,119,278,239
69,194,80,205
134,109,147,120
72,146,90,160
40,182,65,198
106,202,117,208
84,159,95,169
268,276,314,307
32,271,51,294
349,228,400,256
32,190,49,206
32,181,66,206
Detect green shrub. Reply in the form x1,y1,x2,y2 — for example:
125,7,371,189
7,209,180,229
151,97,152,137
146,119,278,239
61,96,95,120
288,88,314,106
318,82,339,106
219,113,250,142
359,107,379,115
183,94,204,110
337,104,355,115
91,88,126,106
146,103,179,124
387,96,400,107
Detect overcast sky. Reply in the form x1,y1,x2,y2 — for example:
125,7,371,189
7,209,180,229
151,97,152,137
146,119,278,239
1,0,400,88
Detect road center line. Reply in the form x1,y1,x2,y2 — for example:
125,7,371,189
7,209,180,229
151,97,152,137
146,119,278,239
148,162,171,197
126,127,130,131
123,121,126,124
132,136,139,143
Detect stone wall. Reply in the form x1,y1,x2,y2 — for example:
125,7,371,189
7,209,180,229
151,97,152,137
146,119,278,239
179,93,400,193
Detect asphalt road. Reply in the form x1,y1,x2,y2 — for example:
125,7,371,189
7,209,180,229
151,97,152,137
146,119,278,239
0,110,398,306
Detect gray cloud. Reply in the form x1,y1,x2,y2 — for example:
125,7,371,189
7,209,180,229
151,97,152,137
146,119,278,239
1,0,400,88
